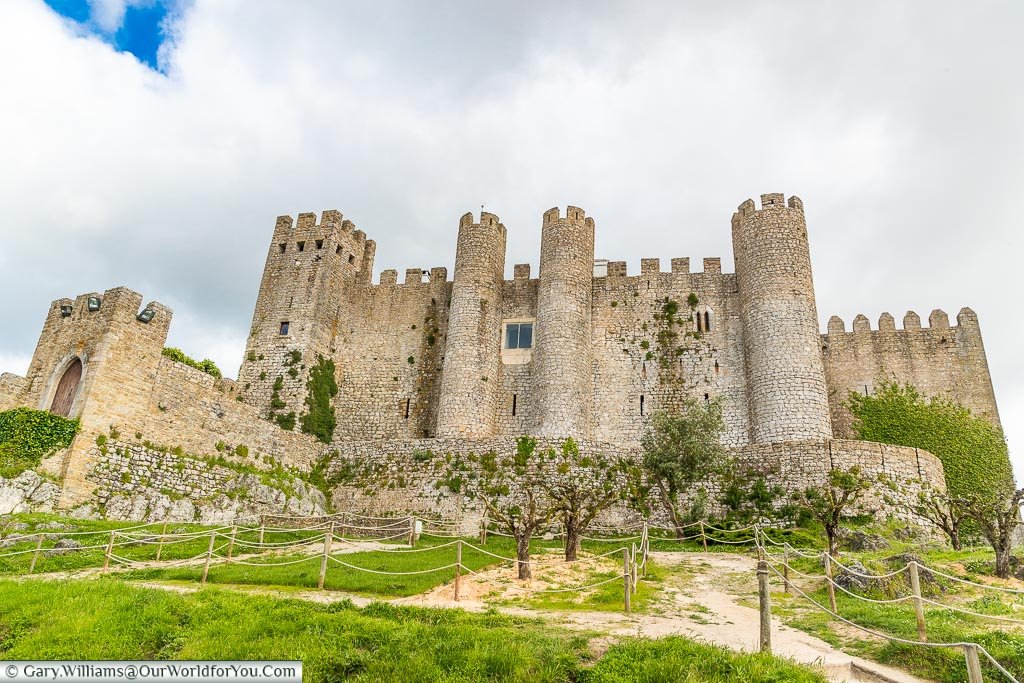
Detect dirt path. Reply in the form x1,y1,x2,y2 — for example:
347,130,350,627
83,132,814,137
20,548,929,682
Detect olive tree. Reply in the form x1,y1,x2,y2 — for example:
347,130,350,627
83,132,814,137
796,466,874,556
639,398,727,537
962,486,1024,579
540,438,627,561
883,481,969,551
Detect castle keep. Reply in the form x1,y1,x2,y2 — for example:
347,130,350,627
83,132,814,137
0,193,1003,521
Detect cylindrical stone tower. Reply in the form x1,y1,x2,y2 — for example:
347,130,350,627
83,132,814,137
532,206,595,437
732,193,833,444
436,212,507,437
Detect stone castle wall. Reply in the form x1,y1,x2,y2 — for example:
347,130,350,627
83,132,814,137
324,437,945,528
822,307,1001,437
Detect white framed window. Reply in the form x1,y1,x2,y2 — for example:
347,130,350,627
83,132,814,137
504,321,534,350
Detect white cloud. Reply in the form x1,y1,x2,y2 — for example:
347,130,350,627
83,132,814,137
1,0,1022,477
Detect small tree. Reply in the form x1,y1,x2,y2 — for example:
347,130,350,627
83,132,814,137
438,437,557,579
540,438,626,561
962,487,1024,579
640,399,726,537
883,481,969,550
719,461,785,524
796,466,874,556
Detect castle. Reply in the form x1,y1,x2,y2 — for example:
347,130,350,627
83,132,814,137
0,193,1003,521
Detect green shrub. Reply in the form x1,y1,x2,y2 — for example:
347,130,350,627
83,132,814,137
162,347,221,379
0,408,79,478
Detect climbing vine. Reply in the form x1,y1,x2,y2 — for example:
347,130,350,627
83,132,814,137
0,407,80,478
300,355,338,444
847,381,1013,500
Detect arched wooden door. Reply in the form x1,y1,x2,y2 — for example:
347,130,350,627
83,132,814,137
50,358,82,417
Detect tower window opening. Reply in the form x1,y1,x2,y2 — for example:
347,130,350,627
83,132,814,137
704,311,711,331
278,243,286,254
704,393,710,404
504,322,534,349
315,239,324,250
336,245,342,255
279,321,290,335
640,395,645,416
297,241,305,252
512,394,517,416
348,254,356,264
714,360,720,374
695,313,702,332
404,398,411,419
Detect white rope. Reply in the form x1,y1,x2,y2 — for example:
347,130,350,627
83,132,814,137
327,556,458,575
459,565,626,594
918,597,1024,625
924,565,1024,595
332,537,455,553
218,554,320,567
827,555,909,580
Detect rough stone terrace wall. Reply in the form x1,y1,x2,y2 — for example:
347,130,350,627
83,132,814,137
822,307,1000,437
325,436,945,529
136,357,324,471
83,440,327,523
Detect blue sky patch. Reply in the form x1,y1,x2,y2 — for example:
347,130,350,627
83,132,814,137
44,0,171,71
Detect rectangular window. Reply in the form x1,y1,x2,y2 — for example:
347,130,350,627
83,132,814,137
504,322,534,349
279,321,290,335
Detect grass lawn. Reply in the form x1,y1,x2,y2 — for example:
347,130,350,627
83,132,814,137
0,578,826,682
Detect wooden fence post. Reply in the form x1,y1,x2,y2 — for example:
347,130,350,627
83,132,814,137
226,526,238,561
823,554,838,613
155,522,167,561
622,548,632,614
408,517,416,547
757,559,772,653
963,644,984,683
317,522,334,590
699,520,708,553
783,546,791,594
909,561,927,643
454,540,462,601
631,546,638,594
641,522,649,578
479,518,487,545
258,524,265,548
102,531,115,574
201,530,216,584
29,534,44,574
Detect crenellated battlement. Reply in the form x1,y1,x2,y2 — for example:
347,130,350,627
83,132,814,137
44,286,172,332
542,205,595,230
458,211,506,234
375,267,449,286
823,308,979,335
731,193,804,226
597,256,729,278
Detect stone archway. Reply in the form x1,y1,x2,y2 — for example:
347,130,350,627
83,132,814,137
50,358,82,417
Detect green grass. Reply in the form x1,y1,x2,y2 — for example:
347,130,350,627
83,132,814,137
0,579,826,682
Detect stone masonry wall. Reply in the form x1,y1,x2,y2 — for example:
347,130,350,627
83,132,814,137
823,307,1001,436
324,436,945,530
84,440,327,523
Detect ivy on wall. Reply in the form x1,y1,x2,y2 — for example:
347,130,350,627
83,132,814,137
162,347,222,378
847,381,1013,499
0,407,80,478
300,355,338,444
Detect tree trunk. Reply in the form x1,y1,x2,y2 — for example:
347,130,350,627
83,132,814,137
949,527,961,552
826,526,839,557
564,521,581,562
516,533,532,580
995,545,1012,579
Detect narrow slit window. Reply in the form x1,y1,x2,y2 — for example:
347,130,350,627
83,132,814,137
504,322,534,349
695,313,702,332
404,398,411,419
336,245,342,255
279,321,290,335
704,393,710,404
297,241,305,252
511,394,517,416
704,311,711,331
714,360,720,374
640,395,645,416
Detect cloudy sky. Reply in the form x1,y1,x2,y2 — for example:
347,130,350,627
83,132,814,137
2,0,1021,475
